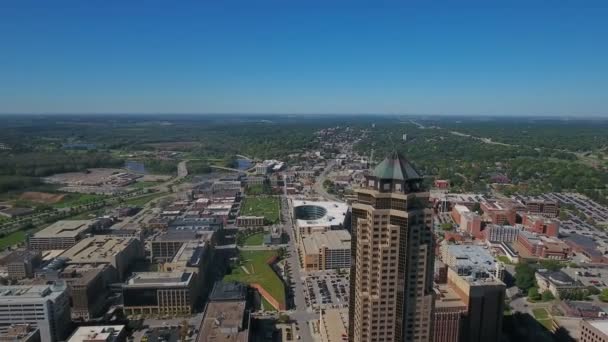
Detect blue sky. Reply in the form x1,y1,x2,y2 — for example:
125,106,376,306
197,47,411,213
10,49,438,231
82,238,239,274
1,0,607,116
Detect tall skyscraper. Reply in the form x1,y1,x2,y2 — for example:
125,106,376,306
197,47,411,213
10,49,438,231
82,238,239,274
349,152,435,342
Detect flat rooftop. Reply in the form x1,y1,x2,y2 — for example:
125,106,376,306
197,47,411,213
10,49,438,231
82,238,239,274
34,220,94,238
293,200,349,229
445,244,499,277
199,301,248,342
0,250,39,265
170,241,207,266
320,308,349,342
125,271,193,287
588,320,608,335
68,325,125,342
434,284,467,309
153,229,214,242
61,236,136,263
302,230,351,253
209,281,247,302
0,284,66,303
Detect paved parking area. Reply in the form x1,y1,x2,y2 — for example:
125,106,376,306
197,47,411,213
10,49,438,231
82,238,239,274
546,192,608,225
303,271,349,311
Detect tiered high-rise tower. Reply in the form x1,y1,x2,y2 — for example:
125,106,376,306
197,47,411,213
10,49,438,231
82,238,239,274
349,152,435,342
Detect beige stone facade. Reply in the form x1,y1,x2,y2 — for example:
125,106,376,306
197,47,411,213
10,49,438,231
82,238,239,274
348,153,435,342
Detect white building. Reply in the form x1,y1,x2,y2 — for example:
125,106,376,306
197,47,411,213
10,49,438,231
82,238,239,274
292,200,349,239
0,284,71,342
67,325,125,342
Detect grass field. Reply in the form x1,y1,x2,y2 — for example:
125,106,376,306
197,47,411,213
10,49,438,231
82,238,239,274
532,308,553,330
223,250,285,308
261,297,277,312
0,230,27,250
496,255,513,265
53,193,107,208
123,192,167,207
129,181,162,189
243,232,265,246
240,196,280,224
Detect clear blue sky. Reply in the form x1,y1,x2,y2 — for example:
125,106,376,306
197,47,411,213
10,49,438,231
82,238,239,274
1,0,607,116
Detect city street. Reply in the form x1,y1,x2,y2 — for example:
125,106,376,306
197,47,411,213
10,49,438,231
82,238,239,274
282,184,317,342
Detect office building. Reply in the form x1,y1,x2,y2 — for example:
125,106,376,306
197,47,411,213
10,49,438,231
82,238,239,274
535,270,584,299
441,244,504,281
0,250,41,280
199,301,249,342
319,308,349,342
300,230,351,271
447,268,505,342
481,201,516,225
150,229,214,261
349,152,434,342
67,326,125,342
161,240,210,306
522,214,559,237
61,236,143,280
580,319,608,342
460,212,482,238
0,284,71,342
122,271,195,316
29,220,97,251
516,196,559,217
198,281,250,342
292,200,349,239
0,324,40,342
433,284,467,342
516,231,571,260
61,264,118,320
236,216,264,227
483,225,519,243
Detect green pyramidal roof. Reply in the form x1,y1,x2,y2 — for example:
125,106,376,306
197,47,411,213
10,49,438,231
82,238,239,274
372,151,422,181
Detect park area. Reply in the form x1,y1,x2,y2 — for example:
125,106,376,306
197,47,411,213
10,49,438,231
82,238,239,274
243,232,265,246
532,308,553,330
240,196,280,224
223,250,285,310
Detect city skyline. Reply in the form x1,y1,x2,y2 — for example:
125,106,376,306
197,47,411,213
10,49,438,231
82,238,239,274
1,1,608,116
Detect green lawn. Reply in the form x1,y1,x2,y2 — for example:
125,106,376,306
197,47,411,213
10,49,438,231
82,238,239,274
129,181,162,189
123,192,167,207
243,232,265,246
496,255,514,265
0,230,27,250
532,308,553,330
53,193,107,208
224,250,285,308
240,196,280,224
532,308,549,319
261,297,277,312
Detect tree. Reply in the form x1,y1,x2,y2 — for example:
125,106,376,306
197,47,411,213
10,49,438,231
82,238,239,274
599,289,608,302
277,314,290,324
440,222,453,231
587,286,601,296
541,290,555,301
528,287,541,301
539,259,563,272
515,263,536,290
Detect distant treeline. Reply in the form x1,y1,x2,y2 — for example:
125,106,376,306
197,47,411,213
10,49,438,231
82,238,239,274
0,176,42,193
0,152,124,177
